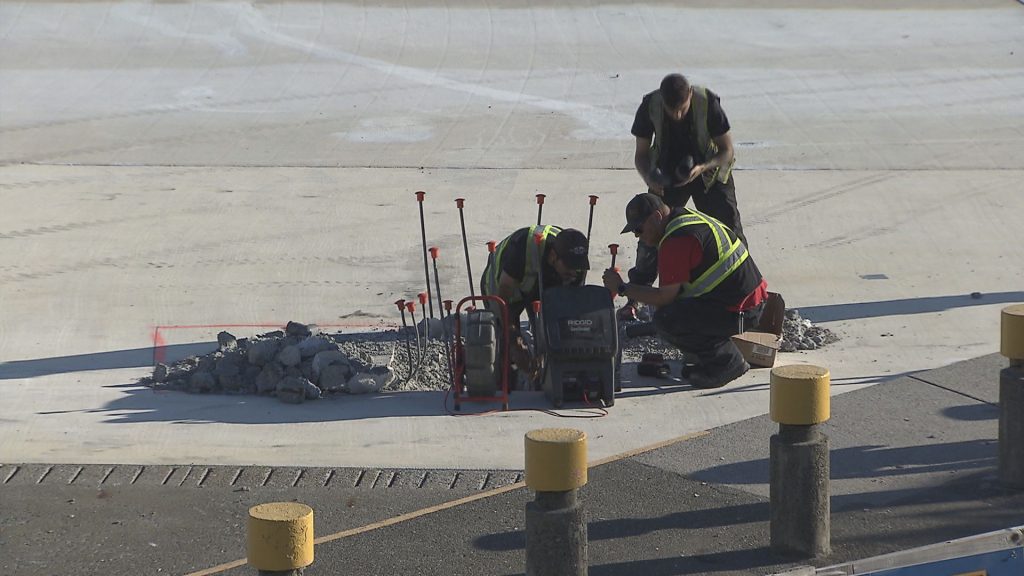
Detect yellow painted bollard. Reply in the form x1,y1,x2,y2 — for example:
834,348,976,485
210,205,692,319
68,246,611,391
524,428,588,576
999,304,1024,488
247,502,314,575
769,365,831,558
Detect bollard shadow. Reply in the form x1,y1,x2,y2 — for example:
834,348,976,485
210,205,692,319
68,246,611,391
497,546,776,576
0,342,216,379
616,369,914,400
941,403,999,421
798,291,1024,323
687,439,996,489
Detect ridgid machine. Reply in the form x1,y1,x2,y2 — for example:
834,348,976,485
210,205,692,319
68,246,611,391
534,284,617,408
451,285,617,410
452,295,512,411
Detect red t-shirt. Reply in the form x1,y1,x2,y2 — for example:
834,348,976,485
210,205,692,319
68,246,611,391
658,236,767,311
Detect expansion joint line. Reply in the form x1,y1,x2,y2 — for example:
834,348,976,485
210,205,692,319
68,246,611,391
906,374,998,407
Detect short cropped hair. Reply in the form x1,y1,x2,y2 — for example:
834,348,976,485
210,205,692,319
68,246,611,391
659,74,691,108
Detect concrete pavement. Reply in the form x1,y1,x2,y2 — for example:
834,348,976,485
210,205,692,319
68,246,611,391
1,1,1023,573
2,0,1022,469
2,353,1020,575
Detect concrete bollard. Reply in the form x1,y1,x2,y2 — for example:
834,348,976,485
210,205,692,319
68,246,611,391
247,502,314,575
524,428,588,576
999,304,1024,489
769,364,831,558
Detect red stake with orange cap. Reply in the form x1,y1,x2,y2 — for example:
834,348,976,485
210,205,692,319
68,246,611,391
417,292,429,343
394,299,413,374
586,195,599,241
414,191,434,319
405,300,421,362
455,198,476,299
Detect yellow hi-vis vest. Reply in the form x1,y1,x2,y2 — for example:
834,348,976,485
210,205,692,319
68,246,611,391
483,225,562,303
648,85,735,191
658,211,748,299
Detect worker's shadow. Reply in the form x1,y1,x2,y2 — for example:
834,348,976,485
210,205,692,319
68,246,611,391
8,334,468,423
82,384,455,424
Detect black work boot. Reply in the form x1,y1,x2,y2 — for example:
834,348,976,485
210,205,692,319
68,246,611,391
687,354,750,389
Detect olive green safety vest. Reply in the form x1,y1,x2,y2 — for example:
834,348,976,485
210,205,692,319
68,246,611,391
483,225,562,303
648,85,735,191
658,211,748,299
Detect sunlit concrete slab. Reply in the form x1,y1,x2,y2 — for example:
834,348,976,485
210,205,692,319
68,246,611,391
1,1,1022,469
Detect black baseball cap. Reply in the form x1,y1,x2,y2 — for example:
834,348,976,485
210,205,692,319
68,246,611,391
552,228,590,270
620,192,665,234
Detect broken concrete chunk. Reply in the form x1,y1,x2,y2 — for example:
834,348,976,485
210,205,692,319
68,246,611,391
255,363,284,395
311,350,349,381
348,366,394,394
213,356,241,378
152,363,169,383
247,339,281,366
285,321,312,339
189,371,216,393
219,374,243,392
304,381,322,400
299,359,315,381
277,345,301,367
318,364,350,393
276,376,311,404
298,335,336,359
217,331,237,351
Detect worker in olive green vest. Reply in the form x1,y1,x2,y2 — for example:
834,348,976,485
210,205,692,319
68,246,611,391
622,73,747,321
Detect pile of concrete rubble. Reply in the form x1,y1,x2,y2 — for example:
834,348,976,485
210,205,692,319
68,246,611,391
779,308,840,352
146,321,451,402
619,306,840,361
146,309,839,398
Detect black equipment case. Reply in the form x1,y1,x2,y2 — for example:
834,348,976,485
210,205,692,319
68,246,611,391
536,285,618,408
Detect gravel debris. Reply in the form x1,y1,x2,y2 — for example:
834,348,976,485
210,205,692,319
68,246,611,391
779,308,840,352
143,307,841,399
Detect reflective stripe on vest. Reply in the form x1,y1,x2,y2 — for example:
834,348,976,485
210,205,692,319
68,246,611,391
658,212,748,299
484,225,561,301
648,86,735,190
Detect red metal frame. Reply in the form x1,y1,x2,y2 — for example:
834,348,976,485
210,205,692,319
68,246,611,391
452,295,512,411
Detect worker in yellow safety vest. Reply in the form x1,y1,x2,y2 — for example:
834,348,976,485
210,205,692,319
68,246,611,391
604,193,767,389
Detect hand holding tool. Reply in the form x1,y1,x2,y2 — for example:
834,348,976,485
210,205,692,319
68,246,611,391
535,193,546,226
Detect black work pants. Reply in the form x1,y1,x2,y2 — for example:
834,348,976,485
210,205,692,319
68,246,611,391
653,298,763,369
628,176,746,286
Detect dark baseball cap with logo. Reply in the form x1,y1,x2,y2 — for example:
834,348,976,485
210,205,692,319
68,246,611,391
552,228,590,270
620,192,666,234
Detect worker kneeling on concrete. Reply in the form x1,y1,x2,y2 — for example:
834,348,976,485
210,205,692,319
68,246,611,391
603,193,767,389
481,226,590,384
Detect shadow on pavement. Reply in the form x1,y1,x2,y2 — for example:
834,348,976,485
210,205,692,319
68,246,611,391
80,385,455,423
0,342,216,379
799,291,1024,323
691,439,996,487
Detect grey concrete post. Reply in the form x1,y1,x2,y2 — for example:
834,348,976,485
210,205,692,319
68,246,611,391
526,490,587,576
524,428,588,576
770,423,831,557
768,364,831,558
999,362,1024,488
999,304,1024,489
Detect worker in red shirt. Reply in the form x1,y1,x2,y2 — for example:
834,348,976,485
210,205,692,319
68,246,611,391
603,193,767,388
